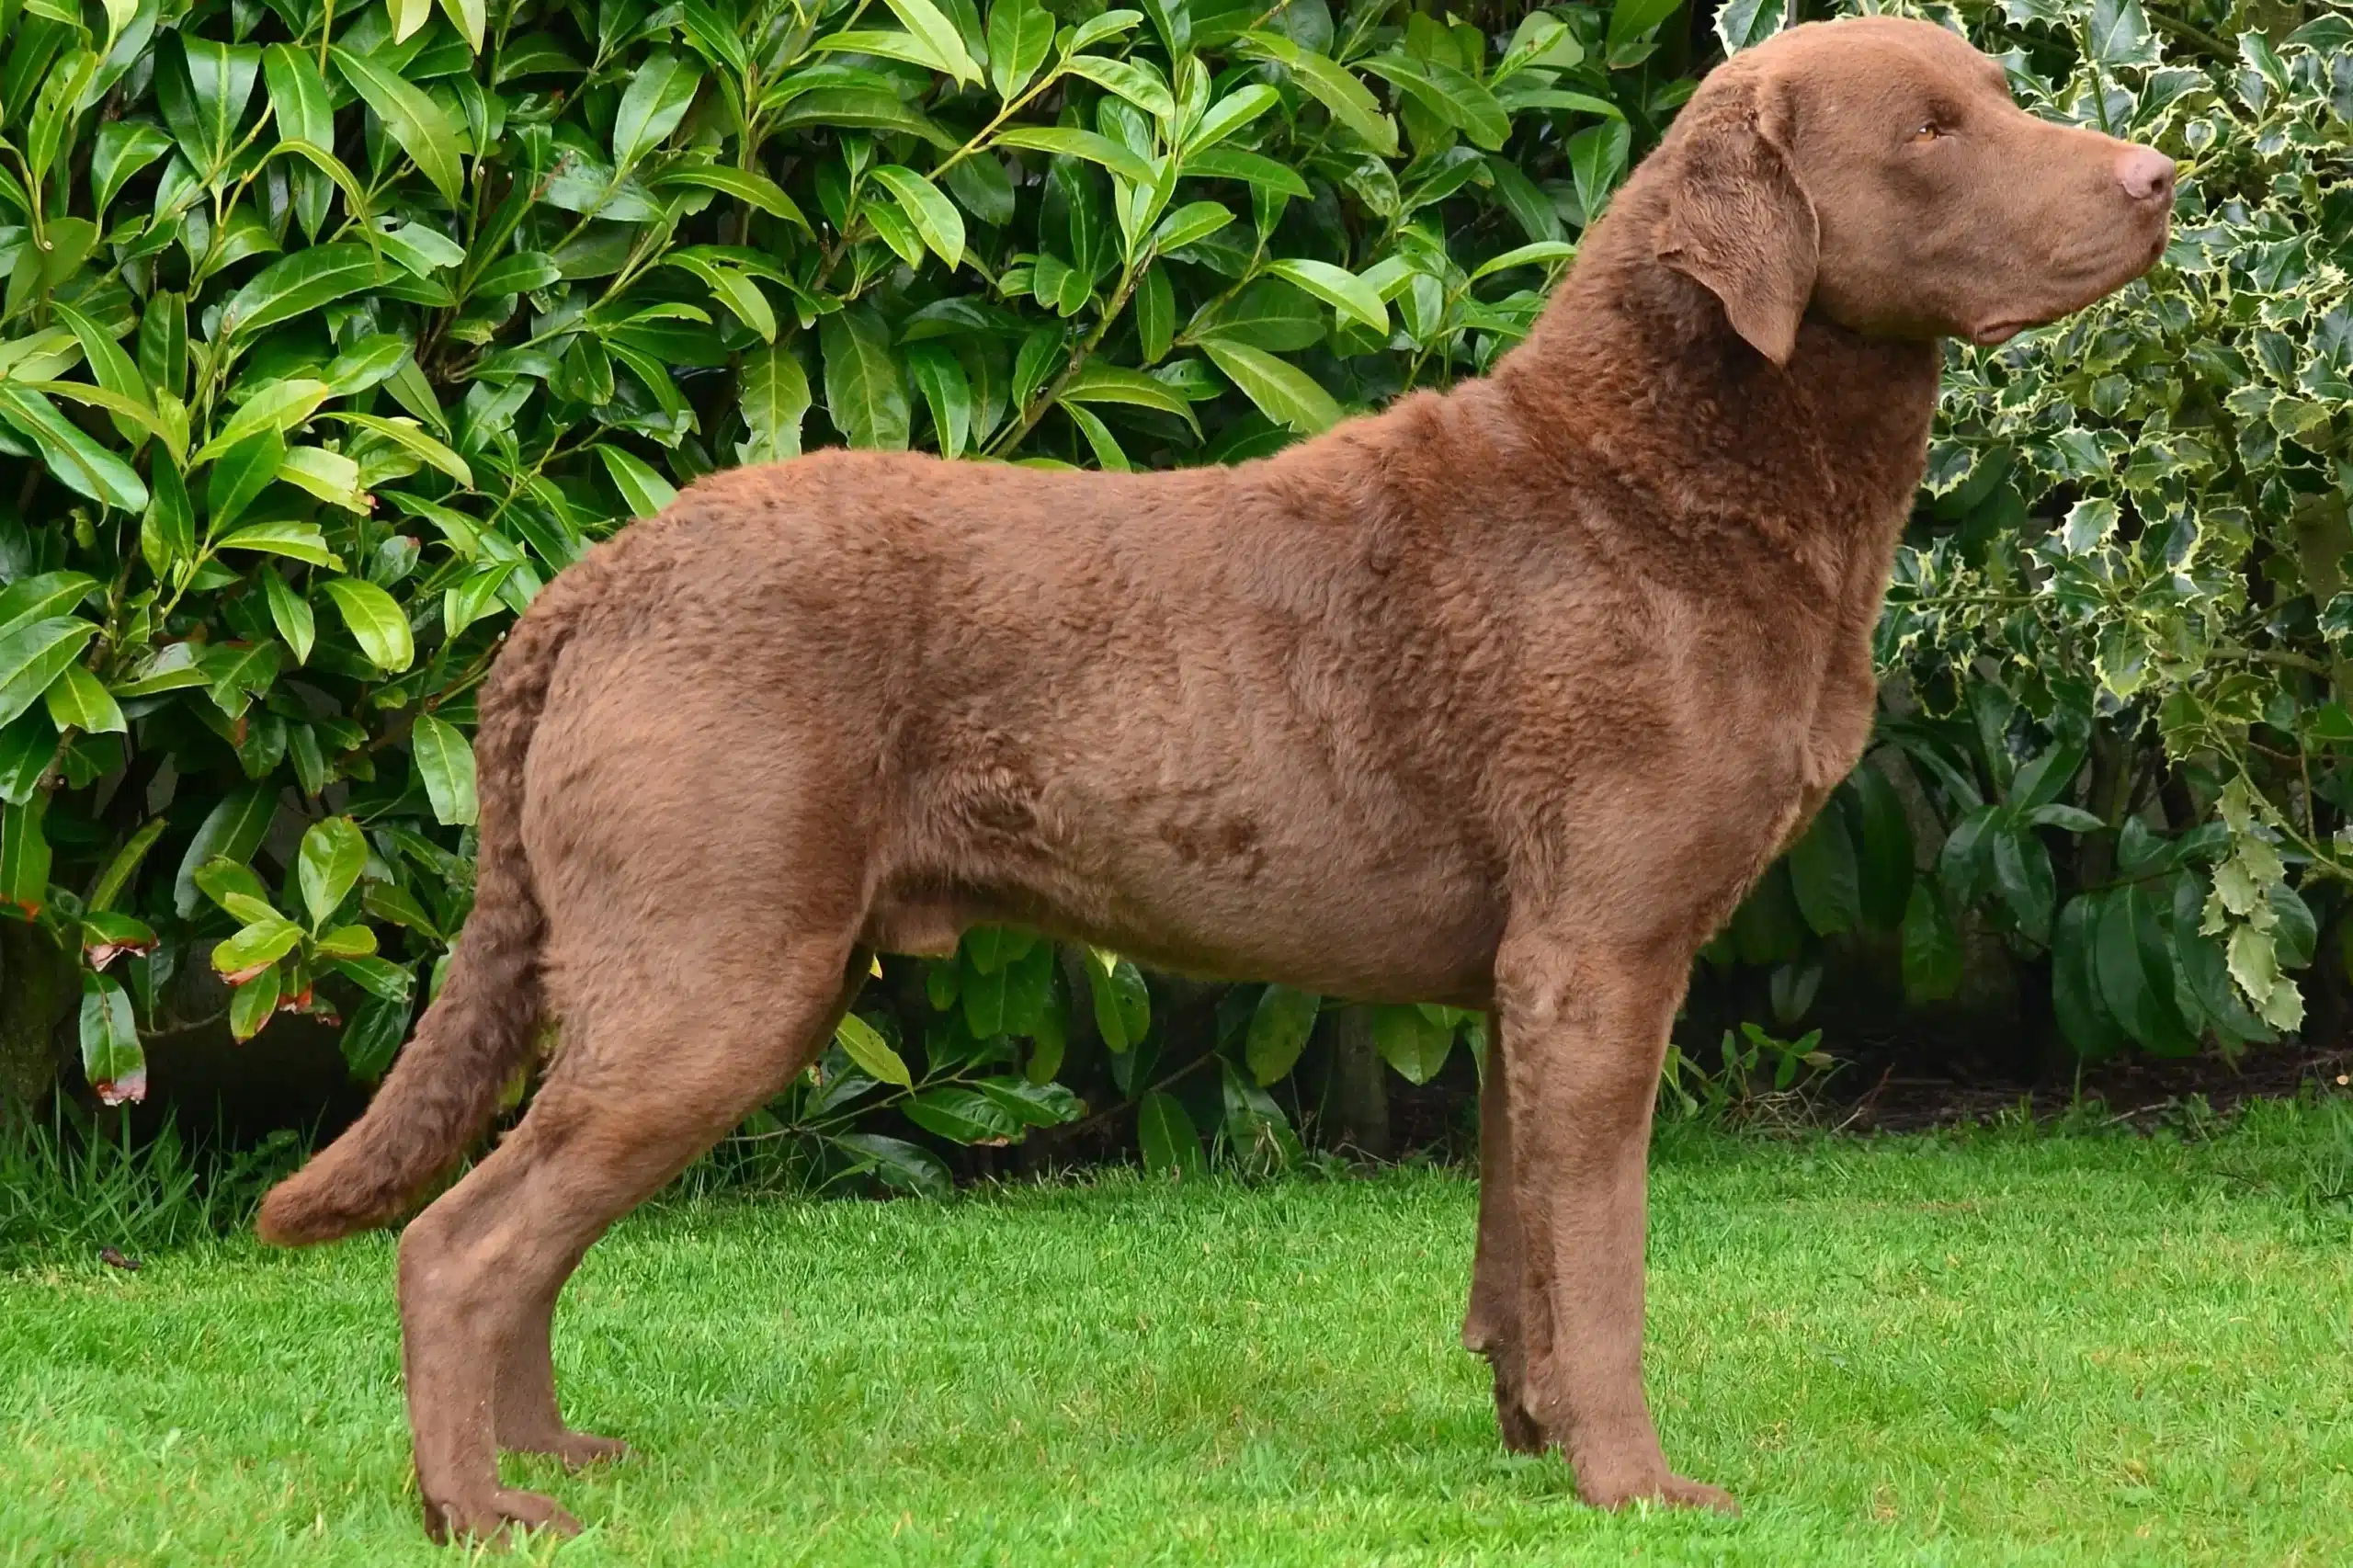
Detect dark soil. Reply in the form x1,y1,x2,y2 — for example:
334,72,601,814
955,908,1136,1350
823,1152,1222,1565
1836,1035,2353,1132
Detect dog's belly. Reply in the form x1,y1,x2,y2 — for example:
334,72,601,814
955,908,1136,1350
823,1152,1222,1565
868,775,1505,1006
862,884,1502,1007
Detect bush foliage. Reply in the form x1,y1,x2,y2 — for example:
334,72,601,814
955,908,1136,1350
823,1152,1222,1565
1727,0,2352,1069
0,0,2344,1189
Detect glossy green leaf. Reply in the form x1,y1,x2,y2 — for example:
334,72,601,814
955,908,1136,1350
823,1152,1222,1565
2052,893,2127,1059
771,88,953,146
0,792,50,917
220,244,381,339
261,43,333,146
1715,0,1789,52
613,48,701,169
654,165,810,228
43,664,125,735
0,387,148,511
0,721,51,808
906,343,974,459
1219,1059,1302,1174
280,442,364,506
1991,821,2055,945
80,971,144,1103
139,291,188,401
81,910,160,967
822,307,911,451
1788,806,1860,937
1842,767,1912,932
881,0,984,84
0,574,97,642
1202,341,1340,434
1063,53,1175,119
471,252,563,298
51,300,153,449
261,569,315,665
196,380,331,462
1360,51,1509,151
438,0,487,52
991,127,1158,187
164,38,261,174
1136,1091,1203,1177
1264,258,1387,334
93,121,173,219
597,444,680,518
213,914,304,978
332,413,473,485
212,517,337,568
297,815,368,929
411,712,478,826
1370,1002,1454,1085
1470,241,1577,282
1181,147,1311,197
1607,0,1683,55
836,1012,914,1087
1899,881,1961,1003
320,578,415,673
1058,362,1199,429
331,47,466,204
870,165,966,270
205,431,288,535
1568,119,1632,222
229,966,283,1041
904,1084,1023,1143
1245,983,1319,1084
986,0,1054,99
1236,30,1397,157
1188,84,1279,153
0,618,99,733
835,1132,950,1196
1086,949,1151,1051
2095,884,2197,1056
173,786,274,917
740,344,813,463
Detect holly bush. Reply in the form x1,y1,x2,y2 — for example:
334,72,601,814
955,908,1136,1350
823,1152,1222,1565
1711,0,2353,1068
0,0,1710,1184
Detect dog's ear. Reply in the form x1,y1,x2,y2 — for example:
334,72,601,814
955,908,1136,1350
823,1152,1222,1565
1656,74,1819,367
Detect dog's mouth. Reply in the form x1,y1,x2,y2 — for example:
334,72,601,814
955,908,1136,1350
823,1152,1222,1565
1967,213,2172,349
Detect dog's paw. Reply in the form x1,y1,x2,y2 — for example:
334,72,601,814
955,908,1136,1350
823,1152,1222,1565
1655,1475,1739,1515
423,1486,582,1545
1578,1471,1740,1516
1492,1389,1550,1454
508,1429,631,1470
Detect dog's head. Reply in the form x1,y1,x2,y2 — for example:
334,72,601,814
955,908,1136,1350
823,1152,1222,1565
1654,17,2173,364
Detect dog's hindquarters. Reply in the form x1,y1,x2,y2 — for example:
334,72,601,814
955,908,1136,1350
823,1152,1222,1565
254,570,595,1248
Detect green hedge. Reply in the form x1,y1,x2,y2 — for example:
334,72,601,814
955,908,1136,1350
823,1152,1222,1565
0,0,1704,1184
0,0,2344,1191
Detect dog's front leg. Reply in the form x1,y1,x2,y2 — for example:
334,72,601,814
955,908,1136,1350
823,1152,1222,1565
1493,931,1736,1514
1462,1022,1548,1452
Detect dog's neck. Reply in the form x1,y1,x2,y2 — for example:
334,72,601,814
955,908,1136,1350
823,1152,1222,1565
1489,184,1940,551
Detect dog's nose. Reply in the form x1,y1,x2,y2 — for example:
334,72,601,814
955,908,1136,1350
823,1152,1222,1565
2116,146,2176,206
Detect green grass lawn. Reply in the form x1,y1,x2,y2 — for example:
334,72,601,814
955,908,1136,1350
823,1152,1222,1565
6,1103,2353,1567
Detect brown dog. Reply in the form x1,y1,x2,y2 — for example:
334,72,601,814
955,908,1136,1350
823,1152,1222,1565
257,17,2173,1540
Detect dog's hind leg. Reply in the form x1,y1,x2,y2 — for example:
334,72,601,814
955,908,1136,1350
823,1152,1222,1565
395,933,869,1543
1462,1018,1549,1454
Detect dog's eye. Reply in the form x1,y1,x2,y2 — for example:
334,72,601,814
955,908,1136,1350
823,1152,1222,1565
1911,121,1943,143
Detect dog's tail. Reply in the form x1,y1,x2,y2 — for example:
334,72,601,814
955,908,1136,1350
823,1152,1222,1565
256,581,589,1247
